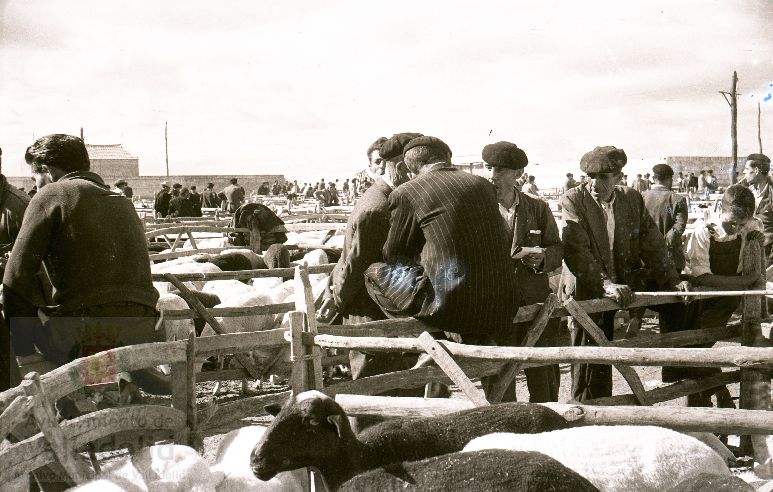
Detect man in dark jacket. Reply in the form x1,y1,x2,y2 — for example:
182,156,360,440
741,153,773,264
484,141,562,402
154,181,171,218
0,146,31,391
202,182,220,209
642,164,688,272
224,178,246,213
4,134,168,395
168,187,195,217
188,185,203,217
560,146,682,401
365,136,518,343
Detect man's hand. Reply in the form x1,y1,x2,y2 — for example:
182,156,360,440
521,251,545,271
674,280,691,303
603,281,634,308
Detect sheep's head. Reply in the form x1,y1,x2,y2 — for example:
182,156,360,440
250,391,353,481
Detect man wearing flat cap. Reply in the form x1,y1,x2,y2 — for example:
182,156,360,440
364,136,518,373
484,141,562,402
741,153,773,264
560,145,682,401
322,134,418,417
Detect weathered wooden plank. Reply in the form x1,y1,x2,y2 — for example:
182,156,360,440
22,373,94,484
164,273,262,380
490,294,559,403
0,395,33,442
294,265,324,390
150,263,335,282
195,329,288,356
417,332,489,406
563,298,650,405
163,303,296,320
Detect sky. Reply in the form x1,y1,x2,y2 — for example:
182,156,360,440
1,0,772,185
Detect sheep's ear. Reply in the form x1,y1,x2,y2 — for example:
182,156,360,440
327,414,345,437
264,404,282,416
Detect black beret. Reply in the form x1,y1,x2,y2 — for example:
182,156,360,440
403,136,452,159
579,146,627,173
380,132,425,160
481,141,528,170
652,164,673,177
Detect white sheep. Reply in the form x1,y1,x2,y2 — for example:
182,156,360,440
463,425,731,492
152,261,222,291
250,277,283,293
183,237,229,250
201,280,257,303
70,444,218,492
210,426,308,492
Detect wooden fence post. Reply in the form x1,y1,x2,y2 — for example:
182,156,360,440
490,293,560,403
294,265,324,390
739,235,772,462
417,332,489,407
563,299,650,405
21,373,94,485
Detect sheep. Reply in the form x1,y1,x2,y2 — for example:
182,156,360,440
669,473,754,492
210,426,309,491
250,390,570,490
71,444,218,492
152,260,222,291
202,280,257,302
250,276,283,293
463,426,732,492
263,244,291,269
337,449,598,492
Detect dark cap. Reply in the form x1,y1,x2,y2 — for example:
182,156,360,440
114,179,127,187
652,164,673,177
172,182,182,189
579,146,627,173
481,141,528,170
403,136,452,159
379,132,424,160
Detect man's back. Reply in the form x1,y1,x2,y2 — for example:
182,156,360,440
224,184,245,203
154,188,171,215
202,189,219,208
384,167,517,337
642,187,687,269
169,196,195,217
4,172,157,312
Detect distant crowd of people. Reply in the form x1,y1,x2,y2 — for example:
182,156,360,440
153,179,244,217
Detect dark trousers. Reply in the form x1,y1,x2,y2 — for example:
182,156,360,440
494,320,561,403
570,311,616,401
18,302,170,394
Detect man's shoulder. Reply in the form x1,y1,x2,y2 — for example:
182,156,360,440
3,181,30,207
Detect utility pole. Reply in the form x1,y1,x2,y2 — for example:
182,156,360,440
719,71,739,183
165,121,170,177
80,127,84,141
758,101,763,154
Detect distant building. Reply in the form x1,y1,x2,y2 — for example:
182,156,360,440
86,144,140,177
665,156,746,187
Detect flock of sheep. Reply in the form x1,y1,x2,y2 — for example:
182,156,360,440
67,390,763,491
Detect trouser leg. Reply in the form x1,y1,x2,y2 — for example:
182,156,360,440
570,310,615,401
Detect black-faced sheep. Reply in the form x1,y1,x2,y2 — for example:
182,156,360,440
249,390,570,490
337,449,599,492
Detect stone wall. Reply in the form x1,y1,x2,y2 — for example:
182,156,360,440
90,159,140,177
665,156,746,187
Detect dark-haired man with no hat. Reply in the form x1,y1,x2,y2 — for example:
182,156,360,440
4,134,169,397
483,141,562,402
642,164,688,273
741,153,773,263
560,145,683,401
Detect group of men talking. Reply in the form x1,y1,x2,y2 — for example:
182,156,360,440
324,131,773,406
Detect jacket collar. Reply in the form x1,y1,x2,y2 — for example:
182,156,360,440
579,184,615,277
58,171,108,188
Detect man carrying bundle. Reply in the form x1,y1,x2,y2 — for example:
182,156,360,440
483,141,562,402
560,145,683,401
4,134,169,397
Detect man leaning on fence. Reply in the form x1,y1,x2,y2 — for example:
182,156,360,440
483,141,562,402
741,153,773,265
559,145,685,401
3,134,171,404
363,136,519,400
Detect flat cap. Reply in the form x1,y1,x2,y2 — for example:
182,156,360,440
379,132,424,160
482,141,528,170
652,164,673,177
114,179,127,187
403,136,452,159
579,146,627,173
